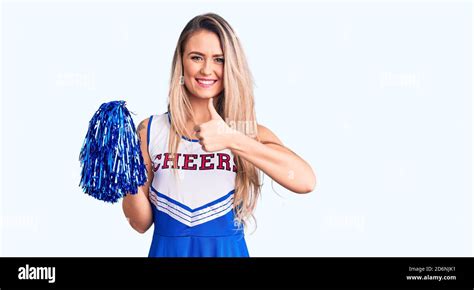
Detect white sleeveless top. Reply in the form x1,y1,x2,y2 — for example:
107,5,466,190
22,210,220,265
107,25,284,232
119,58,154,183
146,112,241,236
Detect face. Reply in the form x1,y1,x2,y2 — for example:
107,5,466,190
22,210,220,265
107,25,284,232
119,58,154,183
182,30,224,100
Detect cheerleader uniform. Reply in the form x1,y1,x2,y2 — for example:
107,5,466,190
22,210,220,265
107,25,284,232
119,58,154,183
146,112,249,257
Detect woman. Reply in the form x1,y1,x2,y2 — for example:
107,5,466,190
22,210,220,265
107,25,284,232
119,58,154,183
122,13,316,257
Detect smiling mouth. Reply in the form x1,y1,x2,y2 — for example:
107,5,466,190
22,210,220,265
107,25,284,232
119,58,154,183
196,78,217,85
195,78,218,88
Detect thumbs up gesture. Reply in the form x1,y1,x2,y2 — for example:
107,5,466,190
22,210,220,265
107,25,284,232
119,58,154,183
193,98,236,152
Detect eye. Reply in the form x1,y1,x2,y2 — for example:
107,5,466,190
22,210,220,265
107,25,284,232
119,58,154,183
191,55,203,62
215,57,225,64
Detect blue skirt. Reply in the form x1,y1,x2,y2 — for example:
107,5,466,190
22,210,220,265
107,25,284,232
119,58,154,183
148,234,249,257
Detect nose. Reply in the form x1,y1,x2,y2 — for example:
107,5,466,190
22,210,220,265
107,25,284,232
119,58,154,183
200,59,212,76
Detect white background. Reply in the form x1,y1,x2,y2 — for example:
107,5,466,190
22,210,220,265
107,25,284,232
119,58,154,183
1,0,472,257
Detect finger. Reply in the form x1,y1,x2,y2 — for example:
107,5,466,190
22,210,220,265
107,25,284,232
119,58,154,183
208,98,221,120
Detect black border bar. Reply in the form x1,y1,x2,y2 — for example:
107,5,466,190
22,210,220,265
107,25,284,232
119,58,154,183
0,257,472,289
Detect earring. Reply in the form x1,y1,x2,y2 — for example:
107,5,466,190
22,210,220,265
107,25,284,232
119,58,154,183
179,75,185,85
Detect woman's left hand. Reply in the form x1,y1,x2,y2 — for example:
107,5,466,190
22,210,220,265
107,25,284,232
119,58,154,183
194,98,237,152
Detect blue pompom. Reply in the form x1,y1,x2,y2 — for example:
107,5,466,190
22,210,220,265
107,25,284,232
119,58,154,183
79,100,147,203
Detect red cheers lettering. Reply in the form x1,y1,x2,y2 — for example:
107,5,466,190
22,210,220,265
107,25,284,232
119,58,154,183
152,153,237,172
161,153,181,170
182,154,198,170
216,153,231,171
153,154,162,172
200,154,215,170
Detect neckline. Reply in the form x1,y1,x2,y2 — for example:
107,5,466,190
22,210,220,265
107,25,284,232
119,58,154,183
166,112,200,143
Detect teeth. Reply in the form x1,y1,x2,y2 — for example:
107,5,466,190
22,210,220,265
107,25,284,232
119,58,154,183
197,79,215,85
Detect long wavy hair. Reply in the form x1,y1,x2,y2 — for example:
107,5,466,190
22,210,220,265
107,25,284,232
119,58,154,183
167,13,261,229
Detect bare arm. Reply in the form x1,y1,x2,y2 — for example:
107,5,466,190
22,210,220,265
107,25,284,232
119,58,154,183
122,118,154,233
229,124,316,194
194,99,316,194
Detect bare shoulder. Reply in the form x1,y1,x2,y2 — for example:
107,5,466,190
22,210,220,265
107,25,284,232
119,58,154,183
137,118,150,134
136,117,151,144
257,124,283,145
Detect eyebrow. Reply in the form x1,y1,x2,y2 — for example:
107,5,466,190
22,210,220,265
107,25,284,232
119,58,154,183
188,51,224,57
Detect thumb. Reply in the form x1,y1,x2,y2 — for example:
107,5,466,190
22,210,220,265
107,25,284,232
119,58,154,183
208,98,221,120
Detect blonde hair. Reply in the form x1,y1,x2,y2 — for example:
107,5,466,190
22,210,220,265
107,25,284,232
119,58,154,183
167,13,261,229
